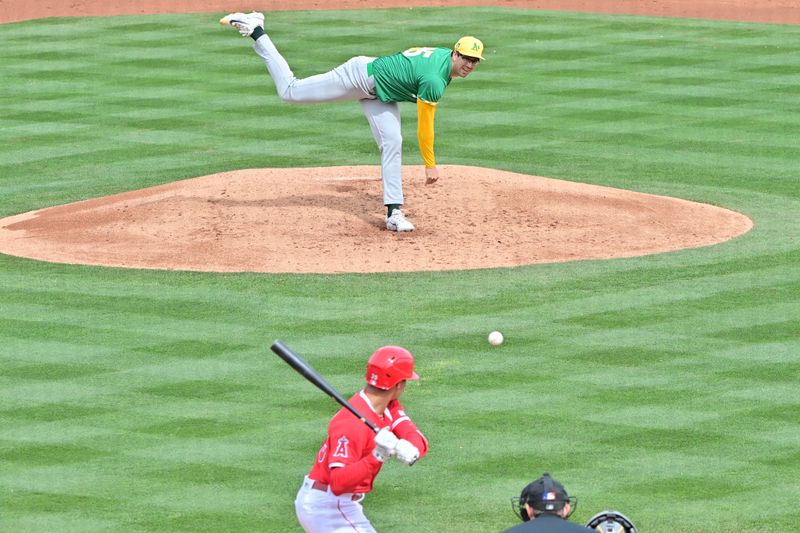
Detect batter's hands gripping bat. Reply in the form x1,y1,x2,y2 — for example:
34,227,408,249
271,340,379,433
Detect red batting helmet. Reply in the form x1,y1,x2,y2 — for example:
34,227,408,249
365,346,419,390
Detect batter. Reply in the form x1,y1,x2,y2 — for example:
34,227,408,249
221,11,485,232
293,346,428,532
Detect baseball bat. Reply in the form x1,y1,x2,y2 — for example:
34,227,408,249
271,340,379,433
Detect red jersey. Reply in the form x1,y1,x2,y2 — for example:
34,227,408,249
308,390,428,495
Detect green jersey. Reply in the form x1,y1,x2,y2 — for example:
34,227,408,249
372,47,453,104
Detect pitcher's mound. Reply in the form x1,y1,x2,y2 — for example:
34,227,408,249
0,165,752,273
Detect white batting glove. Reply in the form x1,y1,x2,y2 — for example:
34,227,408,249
372,428,399,463
394,439,420,466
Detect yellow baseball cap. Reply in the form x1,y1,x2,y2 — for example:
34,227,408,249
454,36,486,60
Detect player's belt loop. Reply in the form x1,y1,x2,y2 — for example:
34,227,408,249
367,61,374,77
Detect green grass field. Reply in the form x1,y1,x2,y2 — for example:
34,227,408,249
2,7,799,532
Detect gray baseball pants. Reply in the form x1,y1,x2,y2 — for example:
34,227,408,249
253,35,404,206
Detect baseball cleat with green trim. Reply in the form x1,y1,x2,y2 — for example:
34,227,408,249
219,11,264,37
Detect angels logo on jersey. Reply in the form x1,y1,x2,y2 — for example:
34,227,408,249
332,436,349,458
317,442,328,463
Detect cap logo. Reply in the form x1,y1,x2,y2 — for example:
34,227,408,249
543,491,557,501
472,42,480,51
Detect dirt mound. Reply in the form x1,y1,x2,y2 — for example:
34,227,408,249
0,165,752,273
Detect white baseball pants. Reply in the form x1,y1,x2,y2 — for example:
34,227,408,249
253,35,404,206
294,476,375,533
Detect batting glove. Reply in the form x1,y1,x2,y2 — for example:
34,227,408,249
372,428,399,463
395,439,420,466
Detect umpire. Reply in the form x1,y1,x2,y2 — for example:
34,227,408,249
501,473,592,532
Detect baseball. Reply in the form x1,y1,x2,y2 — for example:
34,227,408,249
488,331,504,346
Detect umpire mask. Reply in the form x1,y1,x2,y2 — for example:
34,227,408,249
585,510,638,533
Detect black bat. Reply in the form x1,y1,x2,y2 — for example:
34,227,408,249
271,340,379,433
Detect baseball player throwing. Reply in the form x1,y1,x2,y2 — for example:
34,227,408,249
292,346,428,532
221,11,485,232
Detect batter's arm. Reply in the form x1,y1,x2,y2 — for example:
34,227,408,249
388,401,429,458
328,454,383,495
416,99,439,184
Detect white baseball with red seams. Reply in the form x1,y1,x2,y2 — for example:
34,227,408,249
488,331,504,346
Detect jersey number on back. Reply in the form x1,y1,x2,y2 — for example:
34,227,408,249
403,47,436,58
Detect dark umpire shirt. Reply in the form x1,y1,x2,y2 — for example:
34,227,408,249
500,513,594,532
